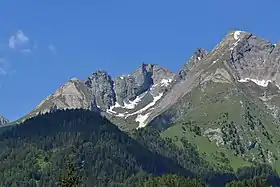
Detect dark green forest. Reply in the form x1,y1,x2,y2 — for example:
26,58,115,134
0,109,279,186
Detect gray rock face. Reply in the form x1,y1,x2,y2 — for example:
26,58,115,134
85,71,115,109
114,64,153,105
0,115,9,125
177,48,208,81
114,64,174,105
27,63,175,129
228,32,280,84
32,79,94,116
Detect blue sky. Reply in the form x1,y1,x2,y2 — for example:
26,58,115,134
1,0,280,120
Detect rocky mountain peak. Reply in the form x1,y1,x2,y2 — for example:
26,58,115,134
85,70,115,109
204,30,279,88
177,48,208,81
114,63,175,105
0,115,9,125
191,48,208,61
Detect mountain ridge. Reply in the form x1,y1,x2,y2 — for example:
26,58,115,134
13,30,280,131
15,63,175,130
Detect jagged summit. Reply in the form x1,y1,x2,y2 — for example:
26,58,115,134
0,115,9,125
21,63,175,130
17,30,280,132
177,48,208,81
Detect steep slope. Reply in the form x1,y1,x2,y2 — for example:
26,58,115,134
0,115,8,125
0,109,234,186
18,64,175,130
0,110,191,186
1,110,279,186
147,31,280,171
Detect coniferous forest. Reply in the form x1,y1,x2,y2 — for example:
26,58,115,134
0,109,279,187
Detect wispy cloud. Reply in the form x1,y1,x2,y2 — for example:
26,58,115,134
48,44,56,53
8,30,33,53
9,30,29,49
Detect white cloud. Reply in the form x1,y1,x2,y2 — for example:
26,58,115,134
8,30,34,54
9,30,29,49
48,44,56,53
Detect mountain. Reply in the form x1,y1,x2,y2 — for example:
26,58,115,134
0,110,191,186
149,31,280,171
0,109,279,186
18,64,175,130
13,30,280,173
0,115,8,125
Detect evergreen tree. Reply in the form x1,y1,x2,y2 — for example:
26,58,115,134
59,157,81,187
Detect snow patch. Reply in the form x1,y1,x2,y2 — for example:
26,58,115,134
127,93,163,117
234,31,242,40
106,92,148,114
107,107,117,114
107,102,122,114
123,92,147,109
238,78,272,87
212,59,219,64
116,113,125,117
161,79,173,87
150,83,158,90
136,112,151,129
231,31,244,50
105,91,164,127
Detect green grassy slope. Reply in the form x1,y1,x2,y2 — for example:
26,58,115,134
157,81,280,173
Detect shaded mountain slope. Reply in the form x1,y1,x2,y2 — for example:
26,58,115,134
0,109,200,186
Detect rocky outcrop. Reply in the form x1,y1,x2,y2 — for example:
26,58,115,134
32,79,93,115
85,71,115,109
176,48,208,81
114,64,174,105
0,115,9,125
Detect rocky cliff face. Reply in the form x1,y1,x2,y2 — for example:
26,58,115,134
85,71,115,109
176,48,208,81
24,63,175,130
0,115,9,125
